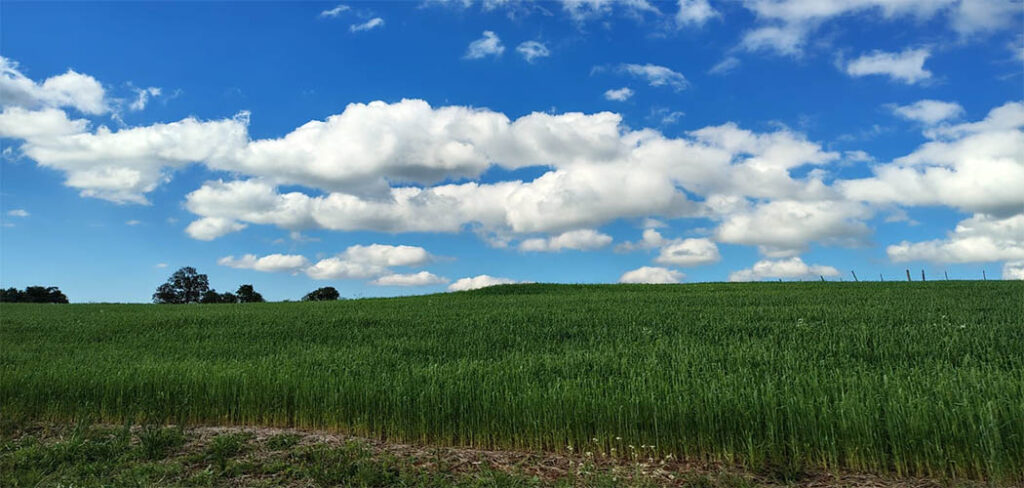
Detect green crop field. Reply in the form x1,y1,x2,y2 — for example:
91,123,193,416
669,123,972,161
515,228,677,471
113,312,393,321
1,282,1022,483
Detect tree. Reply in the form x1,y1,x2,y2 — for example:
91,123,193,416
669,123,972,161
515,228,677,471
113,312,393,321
235,284,264,303
201,290,237,304
0,286,68,303
153,267,210,304
1,288,22,302
303,287,339,301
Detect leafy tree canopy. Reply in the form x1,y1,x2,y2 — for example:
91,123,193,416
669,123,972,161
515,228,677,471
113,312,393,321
153,267,210,304
303,287,340,301
236,284,264,303
0,286,68,303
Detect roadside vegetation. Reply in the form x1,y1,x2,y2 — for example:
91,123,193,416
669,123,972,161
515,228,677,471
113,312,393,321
0,423,992,487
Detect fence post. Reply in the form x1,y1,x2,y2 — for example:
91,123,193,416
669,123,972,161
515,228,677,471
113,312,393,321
851,270,859,282
921,270,926,281
983,270,987,280
906,269,912,282
879,273,884,282
820,275,825,282
944,271,949,280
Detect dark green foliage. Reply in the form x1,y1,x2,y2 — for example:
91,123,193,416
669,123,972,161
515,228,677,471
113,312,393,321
137,425,186,460
1,282,1022,482
153,266,210,304
200,290,238,304
0,285,68,303
235,284,264,303
266,433,301,450
204,433,250,471
303,286,339,301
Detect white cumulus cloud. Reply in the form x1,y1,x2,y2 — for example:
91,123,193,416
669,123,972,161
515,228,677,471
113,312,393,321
887,213,1024,263
604,87,634,101
619,266,684,284
739,1,1016,56
841,102,1024,216
1003,261,1024,280
370,271,449,286
186,217,248,241
0,56,109,115
448,274,518,291
654,237,721,266
890,100,964,125
728,257,840,281
675,0,717,26
844,48,932,84
218,253,311,273
518,229,613,252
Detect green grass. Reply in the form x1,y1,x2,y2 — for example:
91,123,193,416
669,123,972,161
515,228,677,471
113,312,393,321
1,282,1021,482
0,424,763,487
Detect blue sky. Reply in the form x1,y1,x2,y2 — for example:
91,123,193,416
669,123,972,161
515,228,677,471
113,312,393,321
1,0,1022,302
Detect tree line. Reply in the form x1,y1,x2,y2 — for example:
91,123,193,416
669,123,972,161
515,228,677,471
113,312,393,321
0,286,68,303
153,267,340,304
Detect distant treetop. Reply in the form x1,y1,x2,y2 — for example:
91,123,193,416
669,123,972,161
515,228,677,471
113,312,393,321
303,287,340,301
0,286,68,303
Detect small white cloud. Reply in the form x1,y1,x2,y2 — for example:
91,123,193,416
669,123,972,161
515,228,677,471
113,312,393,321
516,41,550,62
370,271,449,286
844,48,932,84
125,219,141,226
675,0,717,26
350,17,384,33
304,244,436,280
288,231,320,242
448,274,518,291
708,56,740,75
219,253,311,273
6,209,29,217
649,107,684,124
728,257,840,282
155,263,168,268
620,63,689,91
619,266,684,284
319,4,350,18
465,31,505,59
603,87,634,102
741,25,806,56
128,86,161,111
519,229,612,252
185,217,248,241
654,238,721,266
890,100,964,125
843,150,874,163
341,243,434,267
615,228,667,252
